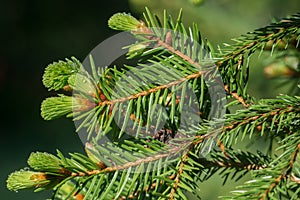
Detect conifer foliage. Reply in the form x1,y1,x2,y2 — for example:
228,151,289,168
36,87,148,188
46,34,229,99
6,8,300,199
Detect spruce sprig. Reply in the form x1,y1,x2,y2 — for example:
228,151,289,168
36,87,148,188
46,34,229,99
6,8,300,200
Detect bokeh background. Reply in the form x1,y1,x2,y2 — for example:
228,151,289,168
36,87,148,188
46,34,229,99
1,0,299,199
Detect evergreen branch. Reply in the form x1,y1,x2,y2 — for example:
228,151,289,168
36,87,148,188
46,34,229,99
218,13,300,66
41,9,250,139
187,147,269,186
225,104,295,131
131,17,250,109
219,95,300,146
6,8,300,200
190,94,300,152
110,11,250,107
217,13,300,105
200,158,265,171
224,133,300,199
98,71,202,106
200,151,267,171
72,145,182,176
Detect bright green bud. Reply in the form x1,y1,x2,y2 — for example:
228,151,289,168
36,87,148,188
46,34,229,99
41,94,73,120
41,94,96,120
7,170,50,191
43,57,80,91
108,13,141,31
28,152,62,173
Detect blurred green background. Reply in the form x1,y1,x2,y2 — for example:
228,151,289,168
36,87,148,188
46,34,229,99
1,0,299,199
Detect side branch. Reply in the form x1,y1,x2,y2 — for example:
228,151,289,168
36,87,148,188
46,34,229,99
224,105,297,132
98,71,202,106
153,30,249,108
96,24,256,109
199,157,266,171
71,145,185,177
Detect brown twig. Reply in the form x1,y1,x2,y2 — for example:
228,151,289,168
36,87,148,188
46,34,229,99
199,158,265,171
224,85,248,107
71,145,184,177
218,140,230,159
98,71,202,106
169,153,189,200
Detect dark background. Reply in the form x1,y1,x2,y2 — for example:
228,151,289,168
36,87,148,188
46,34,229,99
1,0,299,199
0,1,131,199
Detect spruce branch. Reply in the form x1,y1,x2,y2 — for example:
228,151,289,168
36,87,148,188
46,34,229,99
223,133,300,199
218,13,300,65
219,95,300,146
109,8,249,108
6,8,300,200
97,71,202,107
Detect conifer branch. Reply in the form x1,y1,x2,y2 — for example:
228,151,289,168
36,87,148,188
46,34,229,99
200,158,265,171
6,8,300,200
71,145,184,177
98,71,202,106
218,14,300,66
